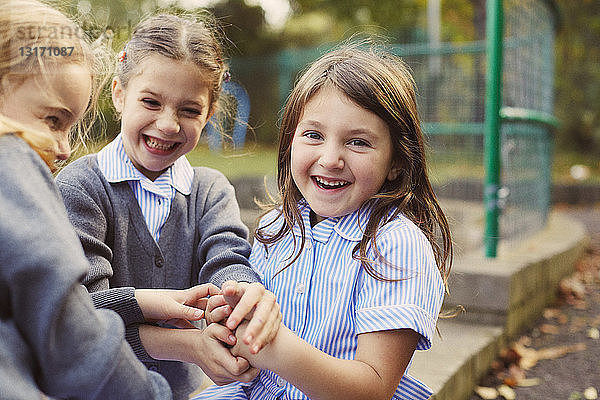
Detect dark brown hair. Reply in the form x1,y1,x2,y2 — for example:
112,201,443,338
256,41,452,286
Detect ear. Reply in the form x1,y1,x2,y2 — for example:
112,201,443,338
111,77,125,113
387,163,400,181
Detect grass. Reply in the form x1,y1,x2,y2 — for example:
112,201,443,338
188,144,600,186
187,143,278,179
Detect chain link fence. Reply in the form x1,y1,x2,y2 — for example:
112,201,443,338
228,0,557,255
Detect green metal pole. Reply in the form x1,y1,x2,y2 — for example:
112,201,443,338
484,0,504,257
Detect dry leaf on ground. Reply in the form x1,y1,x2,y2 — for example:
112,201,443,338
474,386,498,399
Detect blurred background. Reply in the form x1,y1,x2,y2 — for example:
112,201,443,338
56,0,600,252
60,0,599,178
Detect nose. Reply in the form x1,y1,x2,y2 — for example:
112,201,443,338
318,143,344,170
155,111,180,135
55,134,71,161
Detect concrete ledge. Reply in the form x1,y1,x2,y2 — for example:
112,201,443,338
409,321,504,400
445,210,588,337
409,211,588,400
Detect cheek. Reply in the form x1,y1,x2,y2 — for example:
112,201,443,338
289,144,309,180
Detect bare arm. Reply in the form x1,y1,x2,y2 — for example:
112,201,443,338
232,323,419,400
139,324,258,386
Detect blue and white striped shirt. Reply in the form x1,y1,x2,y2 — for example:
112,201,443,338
195,202,445,400
97,134,194,242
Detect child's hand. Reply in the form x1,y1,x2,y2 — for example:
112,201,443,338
196,322,259,385
204,294,233,325
221,281,282,354
134,284,220,328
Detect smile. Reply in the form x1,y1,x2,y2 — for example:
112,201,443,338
313,176,350,189
143,135,178,151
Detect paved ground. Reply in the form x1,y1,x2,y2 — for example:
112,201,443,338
469,205,600,400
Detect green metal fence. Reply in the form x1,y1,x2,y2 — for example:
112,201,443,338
228,0,557,257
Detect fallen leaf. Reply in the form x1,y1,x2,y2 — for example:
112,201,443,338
505,364,526,386
514,342,586,369
535,343,587,360
558,313,569,324
517,377,542,387
539,323,560,335
474,385,498,399
584,387,598,400
497,384,516,400
498,347,521,366
543,308,561,319
560,276,586,299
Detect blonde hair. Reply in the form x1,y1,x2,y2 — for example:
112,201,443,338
0,0,110,162
0,115,56,168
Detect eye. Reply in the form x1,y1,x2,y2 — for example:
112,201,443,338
303,131,322,141
181,108,202,117
348,138,371,148
142,98,160,109
45,115,61,131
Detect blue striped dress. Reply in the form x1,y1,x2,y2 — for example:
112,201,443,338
195,202,445,400
97,134,194,242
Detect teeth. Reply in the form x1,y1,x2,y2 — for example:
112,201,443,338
315,176,348,188
145,136,176,151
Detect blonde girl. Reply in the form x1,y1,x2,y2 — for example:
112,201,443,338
197,42,452,400
0,1,225,398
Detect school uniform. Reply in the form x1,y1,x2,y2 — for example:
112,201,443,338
0,134,171,399
196,202,445,400
56,134,260,399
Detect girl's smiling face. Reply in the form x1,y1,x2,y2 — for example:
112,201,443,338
0,63,92,160
290,86,398,224
112,54,214,180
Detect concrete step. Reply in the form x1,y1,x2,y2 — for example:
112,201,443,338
410,320,504,400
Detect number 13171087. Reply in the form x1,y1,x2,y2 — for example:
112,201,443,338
19,47,74,57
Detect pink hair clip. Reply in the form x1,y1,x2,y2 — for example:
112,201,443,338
223,71,231,82
118,50,127,63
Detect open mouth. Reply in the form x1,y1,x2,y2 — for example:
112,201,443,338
143,135,178,152
313,176,350,190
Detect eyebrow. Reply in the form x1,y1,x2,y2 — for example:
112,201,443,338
297,119,323,129
297,120,375,136
141,90,205,108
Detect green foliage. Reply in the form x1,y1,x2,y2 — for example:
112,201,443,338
553,0,600,152
283,0,426,44
62,0,599,156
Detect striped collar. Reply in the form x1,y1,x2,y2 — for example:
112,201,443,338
292,201,372,243
97,134,194,195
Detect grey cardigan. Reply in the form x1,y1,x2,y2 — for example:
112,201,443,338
0,134,171,399
56,154,260,399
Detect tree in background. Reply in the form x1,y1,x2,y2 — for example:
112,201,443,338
554,0,600,153
62,0,599,152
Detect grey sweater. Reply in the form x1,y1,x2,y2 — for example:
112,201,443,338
56,154,260,399
0,134,171,399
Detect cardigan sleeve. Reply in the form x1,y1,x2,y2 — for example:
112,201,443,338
0,135,171,399
56,158,114,292
195,169,261,287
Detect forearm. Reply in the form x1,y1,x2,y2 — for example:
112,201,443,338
139,325,199,364
243,326,397,400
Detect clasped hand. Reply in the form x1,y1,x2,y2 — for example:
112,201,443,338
134,282,281,386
